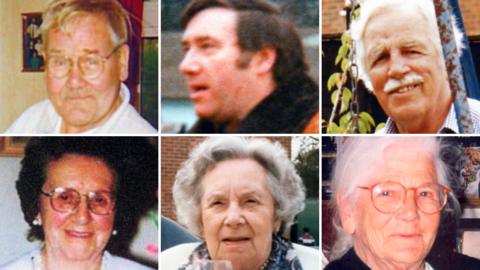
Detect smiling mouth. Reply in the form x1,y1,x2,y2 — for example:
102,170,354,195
391,233,421,239
65,230,94,239
385,83,422,95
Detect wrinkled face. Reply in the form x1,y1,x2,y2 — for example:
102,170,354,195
200,159,278,270
179,8,258,124
45,15,129,133
40,154,115,261
342,144,440,269
363,7,451,126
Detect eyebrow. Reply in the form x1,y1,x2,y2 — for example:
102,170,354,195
181,35,218,47
203,189,265,201
366,44,386,66
47,48,101,55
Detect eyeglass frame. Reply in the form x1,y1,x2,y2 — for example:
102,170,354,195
41,187,116,215
357,181,450,214
45,42,127,80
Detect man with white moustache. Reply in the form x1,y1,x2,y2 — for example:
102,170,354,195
351,0,480,133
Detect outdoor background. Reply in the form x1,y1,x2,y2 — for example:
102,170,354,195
161,0,319,132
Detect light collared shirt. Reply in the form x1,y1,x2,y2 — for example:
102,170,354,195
5,84,157,134
377,98,480,134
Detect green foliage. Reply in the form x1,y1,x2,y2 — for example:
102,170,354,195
322,4,384,134
294,137,319,198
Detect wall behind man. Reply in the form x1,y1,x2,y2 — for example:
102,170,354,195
0,0,49,132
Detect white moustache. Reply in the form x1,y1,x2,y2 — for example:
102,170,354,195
384,74,424,94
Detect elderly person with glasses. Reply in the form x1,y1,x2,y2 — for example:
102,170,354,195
325,137,480,270
0,137,157,270
6,0,156,134
162,137,319,270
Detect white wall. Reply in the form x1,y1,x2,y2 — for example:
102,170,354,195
0,157,158,265
0,1,49,132
0,157,39,264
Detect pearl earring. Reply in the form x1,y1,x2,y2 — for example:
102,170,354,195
112,229,117,236
33,215,42,226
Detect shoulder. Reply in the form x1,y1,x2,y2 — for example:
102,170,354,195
292,244,319,269
324,249,370,270
5,99,58,133
107,253,155,270
0,250,36,270
98,84,157,134
161,243,200,270
116,104,157,133
429,252,480,270
302,111,319,134
466,98,480,133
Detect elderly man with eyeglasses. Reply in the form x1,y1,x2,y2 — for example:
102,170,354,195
324,137,480,270
6,0,156,134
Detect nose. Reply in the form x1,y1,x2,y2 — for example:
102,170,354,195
73,197,92,224
387,51,411,79
396,190,420,222
224,203,245,227
66,61,87,88
178,50,201,76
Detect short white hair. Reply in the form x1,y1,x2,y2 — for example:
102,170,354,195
173,137,305,237
329,136,459,260
350,0,464,90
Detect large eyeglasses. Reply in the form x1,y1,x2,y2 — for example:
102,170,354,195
358,181,450,214
41,187,115,215
46,43,125,79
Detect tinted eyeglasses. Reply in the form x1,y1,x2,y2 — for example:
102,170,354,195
41,187,115,215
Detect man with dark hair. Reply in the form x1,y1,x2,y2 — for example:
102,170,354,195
179,0,319,133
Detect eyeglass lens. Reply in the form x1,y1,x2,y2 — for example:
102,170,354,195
48,188,114,215
47,54,105,79
370,182,447,214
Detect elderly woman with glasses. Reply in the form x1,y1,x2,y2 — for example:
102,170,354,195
162,137,319,270
325,137,480,270
0,137,157,270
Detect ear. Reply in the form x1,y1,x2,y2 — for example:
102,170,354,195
118,44,130,81
251,47,276,76
336,194,356,235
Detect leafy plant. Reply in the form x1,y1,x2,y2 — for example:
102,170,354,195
322,4,384,134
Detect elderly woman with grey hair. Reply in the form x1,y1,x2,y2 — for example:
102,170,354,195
162,137,318,270
325,137,480,270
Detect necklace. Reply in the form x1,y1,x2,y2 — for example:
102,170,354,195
30,250,109,270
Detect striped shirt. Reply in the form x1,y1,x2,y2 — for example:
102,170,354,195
376,98,480,134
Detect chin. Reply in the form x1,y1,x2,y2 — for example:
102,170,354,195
63,247,98,261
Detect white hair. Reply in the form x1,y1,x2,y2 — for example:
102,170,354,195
173,137,305,237
350,0,465,90
329,136,459,260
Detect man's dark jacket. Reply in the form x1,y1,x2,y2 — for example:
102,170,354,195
188,77,319,133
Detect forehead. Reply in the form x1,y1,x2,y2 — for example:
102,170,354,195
364,6,434,51
183,7,238,44
369,143,437,186
46,14,113,53
201,158,269,194
44,153,114,191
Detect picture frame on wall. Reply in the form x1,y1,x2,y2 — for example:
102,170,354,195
0,137,29,156
22,12,44,72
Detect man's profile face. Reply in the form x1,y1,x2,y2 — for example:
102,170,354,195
364,7,451,126
45,15,129,132
179,8,257,124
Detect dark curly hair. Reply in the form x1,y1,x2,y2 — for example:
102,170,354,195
180,0,314,89
16,137,157,256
